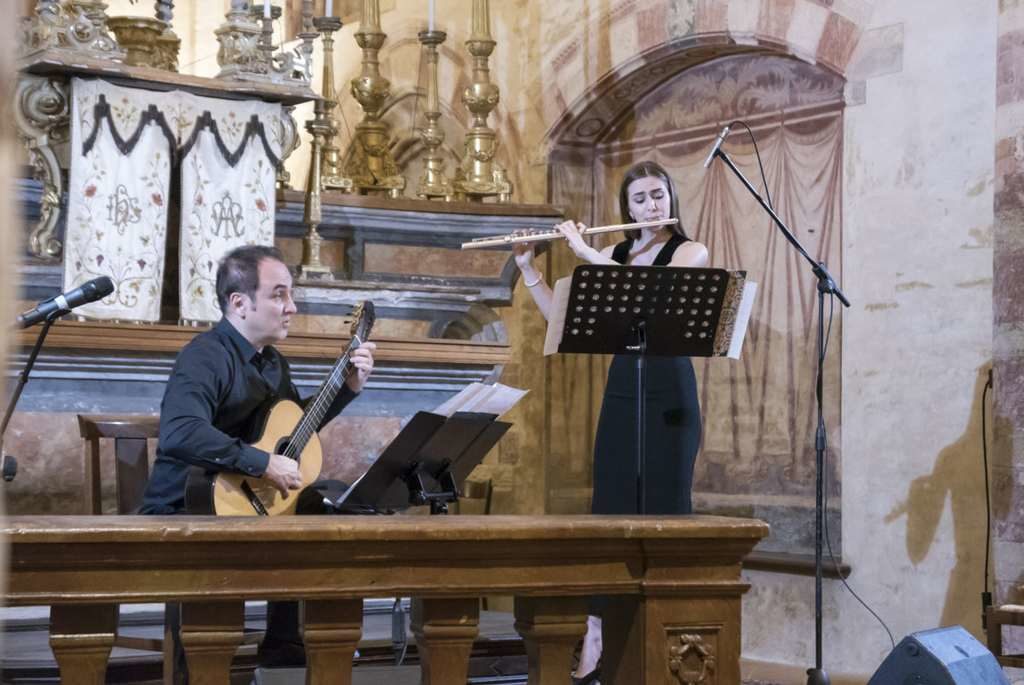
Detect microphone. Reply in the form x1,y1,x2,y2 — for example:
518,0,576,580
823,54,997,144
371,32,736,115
702,124,732,169
16,276,114,329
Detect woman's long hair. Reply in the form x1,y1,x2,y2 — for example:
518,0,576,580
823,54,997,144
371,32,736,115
618,161,688,241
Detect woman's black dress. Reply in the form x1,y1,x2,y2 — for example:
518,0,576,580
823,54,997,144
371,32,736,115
590,234,702,515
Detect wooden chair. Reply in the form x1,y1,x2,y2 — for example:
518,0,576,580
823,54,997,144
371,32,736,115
78,414,160,515
987,604,1024,668
77,414,259,683
77,414,175,680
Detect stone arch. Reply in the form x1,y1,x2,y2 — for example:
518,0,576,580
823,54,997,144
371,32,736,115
536,0,871,151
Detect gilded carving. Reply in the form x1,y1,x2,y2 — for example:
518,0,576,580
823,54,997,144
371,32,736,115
16,76,70,258
19,1,126,61
667,632,716,684
416,30,454,200
276,106,300,190
216,1,317,84
336,0,406,197
311,16,351,192
452,0,512,202
215,6,265,78
106,16,180,71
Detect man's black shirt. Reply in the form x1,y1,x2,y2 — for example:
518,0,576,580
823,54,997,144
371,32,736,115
140,318,355,514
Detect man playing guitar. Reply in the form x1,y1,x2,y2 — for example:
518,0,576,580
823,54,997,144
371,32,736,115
140,244,376,668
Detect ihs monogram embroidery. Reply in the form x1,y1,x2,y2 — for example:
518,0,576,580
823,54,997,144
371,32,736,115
106,185,142,234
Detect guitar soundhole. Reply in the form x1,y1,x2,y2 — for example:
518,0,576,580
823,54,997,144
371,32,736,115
275,436,293,457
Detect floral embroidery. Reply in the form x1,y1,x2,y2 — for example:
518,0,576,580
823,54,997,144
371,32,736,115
64,77,284,324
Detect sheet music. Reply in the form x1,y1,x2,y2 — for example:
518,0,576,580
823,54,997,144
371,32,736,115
543,276,572,356
433,382,528,418
727,281,758,360
333,470,367,505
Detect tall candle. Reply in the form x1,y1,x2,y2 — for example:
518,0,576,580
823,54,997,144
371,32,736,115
325,0,333,16
363,0,380,30
428,0,435,31
472,0,490,37
264,0,271,18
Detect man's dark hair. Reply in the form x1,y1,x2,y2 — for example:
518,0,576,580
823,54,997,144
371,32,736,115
215,244,286,312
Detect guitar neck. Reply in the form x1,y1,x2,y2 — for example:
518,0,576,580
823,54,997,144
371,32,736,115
285,335,361,459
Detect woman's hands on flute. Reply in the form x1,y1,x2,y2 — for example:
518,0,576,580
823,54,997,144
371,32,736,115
511,220,617,281
554,220,617,265
512,230,541,278
554,220,597,262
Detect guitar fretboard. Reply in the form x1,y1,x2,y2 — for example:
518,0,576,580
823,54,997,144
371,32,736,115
284,334,361,461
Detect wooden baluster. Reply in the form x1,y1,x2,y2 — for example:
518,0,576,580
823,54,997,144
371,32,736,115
303,599,363,685
49,603,117,685
513,596,588,685
179,600,244,685
410,597,480,684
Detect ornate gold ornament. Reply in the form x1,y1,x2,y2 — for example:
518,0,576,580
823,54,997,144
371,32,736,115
315,15,353,192
19,0,126,61
106,16,179,71
216,0,317,86
298,99,334,280
338,0,406,197
16,75,70,259
276,105,301,191
415,30,453,201
452,0,511,202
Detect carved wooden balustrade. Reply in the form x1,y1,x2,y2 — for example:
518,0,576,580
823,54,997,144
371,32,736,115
4,514,767,685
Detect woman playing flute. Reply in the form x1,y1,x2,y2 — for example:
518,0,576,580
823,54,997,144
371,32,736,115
513,161,708,685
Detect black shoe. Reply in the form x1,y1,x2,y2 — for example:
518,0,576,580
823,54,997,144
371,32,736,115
256,640,307,668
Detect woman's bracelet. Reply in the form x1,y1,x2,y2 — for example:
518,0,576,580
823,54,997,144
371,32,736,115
523,272,544,288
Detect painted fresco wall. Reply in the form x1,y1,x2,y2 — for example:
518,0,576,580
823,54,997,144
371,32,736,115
25,0,1018,679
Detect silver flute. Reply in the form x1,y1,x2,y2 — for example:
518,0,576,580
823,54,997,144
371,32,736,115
460,218,679,249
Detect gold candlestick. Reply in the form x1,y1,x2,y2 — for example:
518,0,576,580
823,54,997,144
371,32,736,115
453,0,512,202
339,0,406,198
315,15,353,191
416,30,453,201
298,100,334,280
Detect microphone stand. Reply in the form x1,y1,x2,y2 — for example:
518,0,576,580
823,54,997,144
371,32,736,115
1,311,65,481
709,146,850,685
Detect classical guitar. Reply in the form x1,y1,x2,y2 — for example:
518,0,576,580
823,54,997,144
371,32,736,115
185,301,375,516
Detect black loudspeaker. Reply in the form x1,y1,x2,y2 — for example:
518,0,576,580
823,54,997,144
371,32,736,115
868,626,1008,684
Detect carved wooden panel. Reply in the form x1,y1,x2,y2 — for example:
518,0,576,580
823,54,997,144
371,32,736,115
665,628,719,685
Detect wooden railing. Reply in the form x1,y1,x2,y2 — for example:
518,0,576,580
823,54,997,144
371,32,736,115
3,514,768,685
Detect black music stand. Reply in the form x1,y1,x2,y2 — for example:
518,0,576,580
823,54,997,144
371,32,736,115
548,264,751,514
331,411,510,515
